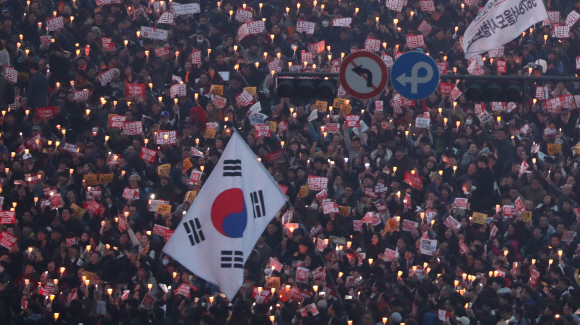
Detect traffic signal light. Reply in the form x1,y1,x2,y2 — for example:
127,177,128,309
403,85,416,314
464,82,524,102
276,77,337,98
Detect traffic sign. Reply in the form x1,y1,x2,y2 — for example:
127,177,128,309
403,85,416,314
339,51,388,100
391,52,440,100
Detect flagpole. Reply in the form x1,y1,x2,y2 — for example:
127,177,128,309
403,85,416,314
231,128,344,304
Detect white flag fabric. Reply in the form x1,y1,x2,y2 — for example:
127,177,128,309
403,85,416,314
163,131,286,300
462,0,548,59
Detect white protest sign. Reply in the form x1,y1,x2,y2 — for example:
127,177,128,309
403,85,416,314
249,112,267,125
141,26,168,41
173,3,200,15
420,238,437,256
415,117,430,128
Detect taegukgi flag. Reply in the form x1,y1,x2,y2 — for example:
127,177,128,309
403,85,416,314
163,131,287,300
462,0,548,59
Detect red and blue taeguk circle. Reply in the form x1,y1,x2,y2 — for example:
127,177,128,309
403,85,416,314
211,188,247,238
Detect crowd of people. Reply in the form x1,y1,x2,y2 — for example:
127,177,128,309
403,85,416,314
1,0,580,325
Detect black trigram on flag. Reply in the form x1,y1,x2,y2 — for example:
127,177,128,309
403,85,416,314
184,218,205,246
220,250,243,268
250,190,265,218
223,159,241,177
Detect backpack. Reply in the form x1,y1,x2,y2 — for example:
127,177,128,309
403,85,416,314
3,75,14,105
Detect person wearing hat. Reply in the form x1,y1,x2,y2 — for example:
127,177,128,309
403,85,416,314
129,46,147,73
456,316,471,325
225,75,246,99
189,104,208,126
30,125,42,136
389,311,403,324
21,151,33,162
243,41,262,63
193,30,210,51
159,110,180,131
82,142,99,165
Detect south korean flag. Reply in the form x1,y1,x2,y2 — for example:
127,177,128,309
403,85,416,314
163,131,287,300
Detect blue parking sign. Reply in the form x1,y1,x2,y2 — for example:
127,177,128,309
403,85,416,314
391,52,440,100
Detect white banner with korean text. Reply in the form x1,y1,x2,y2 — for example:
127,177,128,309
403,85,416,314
463,0,548,59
